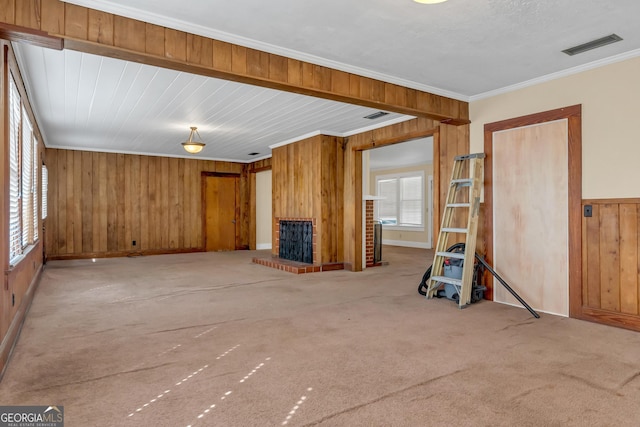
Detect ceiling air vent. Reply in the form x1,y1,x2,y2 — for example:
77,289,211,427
562,34,622,56
364,111,389,120
248,152,260,156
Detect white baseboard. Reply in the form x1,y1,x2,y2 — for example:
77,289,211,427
382,239,431,249
256,243,272,250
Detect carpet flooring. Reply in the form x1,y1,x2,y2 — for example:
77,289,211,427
1,246,640,426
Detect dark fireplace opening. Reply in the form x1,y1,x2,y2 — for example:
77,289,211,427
279,220,313,264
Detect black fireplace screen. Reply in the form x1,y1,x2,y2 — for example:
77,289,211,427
279,220,313,264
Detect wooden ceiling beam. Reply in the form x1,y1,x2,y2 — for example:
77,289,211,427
0,0,469,125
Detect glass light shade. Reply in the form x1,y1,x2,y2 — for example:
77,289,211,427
182,142,205,154
181,126,206,154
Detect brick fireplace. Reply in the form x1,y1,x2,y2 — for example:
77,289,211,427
252,217,343,274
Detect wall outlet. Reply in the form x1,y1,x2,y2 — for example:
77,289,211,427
584,205,593,217
132,240,137,246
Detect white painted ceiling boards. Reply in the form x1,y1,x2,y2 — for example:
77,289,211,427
13,0,640,162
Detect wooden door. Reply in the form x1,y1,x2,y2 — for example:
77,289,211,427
203,175,238,251
491,120,569,316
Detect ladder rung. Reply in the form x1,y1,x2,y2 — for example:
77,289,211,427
455,153,486,161
430,276,462,287
451,179,472,185
441,227,468,233
435,251,465,260
446,203,470,208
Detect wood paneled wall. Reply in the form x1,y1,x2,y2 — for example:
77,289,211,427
45,148,253,259
581,199,640,331
272,135,343,265
0,0,468,125
343,118,469,271
435,123,472,247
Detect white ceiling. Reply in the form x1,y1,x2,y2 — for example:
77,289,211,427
12,0,640,163
369,137,433,170
13,44,412,163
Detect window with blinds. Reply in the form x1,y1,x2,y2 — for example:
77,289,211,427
9,76,22,263
375,172,424,228
33,138,39,240
42,165,48,220
377,179,398,224
8,71,40,266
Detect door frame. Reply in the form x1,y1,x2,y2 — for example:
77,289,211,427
484,105,582,317
201,172,241,251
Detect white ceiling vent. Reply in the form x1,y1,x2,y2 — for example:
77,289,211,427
562,34,623,56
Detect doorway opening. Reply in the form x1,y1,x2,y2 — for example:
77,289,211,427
361,136,435,269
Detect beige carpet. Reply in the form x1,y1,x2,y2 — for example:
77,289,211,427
1,246,640,426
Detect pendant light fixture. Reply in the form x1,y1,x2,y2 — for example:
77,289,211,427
181,126,206,154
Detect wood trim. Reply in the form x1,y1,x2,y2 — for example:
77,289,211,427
432,128,440,247
47,247,204,261
0,22,63,50
0,0,468,124
578,307,640,333
201,172,241,178
352,128,438,152
484,105,582,133
484,105,582,313
353,150,363,271
2,43,8,276
583,198,640,205
249,165,272,173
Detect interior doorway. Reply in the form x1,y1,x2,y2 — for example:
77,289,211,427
202,173,239,251
362,137,434,268
255,170,273,250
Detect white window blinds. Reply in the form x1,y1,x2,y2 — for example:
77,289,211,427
42,165,48,220
377,178,398,224
22,106,33,246
399,176,422,226
33,138,39,240
375,172,424,228
9,76,22,262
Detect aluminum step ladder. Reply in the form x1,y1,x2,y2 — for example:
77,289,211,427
426,153,485,308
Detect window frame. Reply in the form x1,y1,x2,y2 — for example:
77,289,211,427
374,171,425,231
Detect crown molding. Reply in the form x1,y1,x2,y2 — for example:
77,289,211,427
269,115,415,150
45,144,272,164
470,48,640,102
